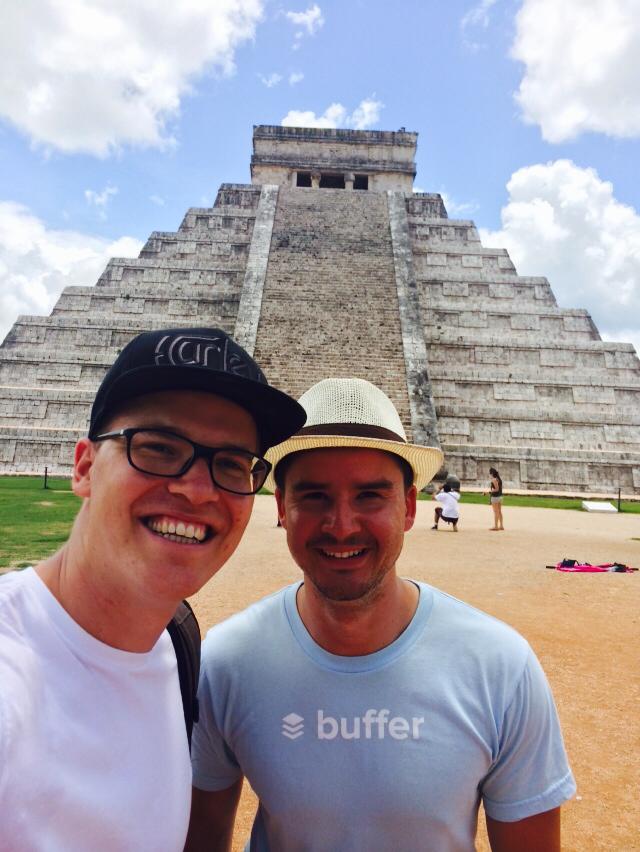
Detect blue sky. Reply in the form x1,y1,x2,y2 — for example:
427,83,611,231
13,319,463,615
1,0,639,352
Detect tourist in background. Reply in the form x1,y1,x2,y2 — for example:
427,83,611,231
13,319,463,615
489,466,504,530
432,481,460,531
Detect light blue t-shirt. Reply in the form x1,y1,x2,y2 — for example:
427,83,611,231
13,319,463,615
192,582,575,851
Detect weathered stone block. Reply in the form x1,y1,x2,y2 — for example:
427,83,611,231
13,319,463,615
438,417,470,436
573,386,616,404
494,384,536,401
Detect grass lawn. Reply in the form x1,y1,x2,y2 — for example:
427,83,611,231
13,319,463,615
1,476,637,572
0,476,80,571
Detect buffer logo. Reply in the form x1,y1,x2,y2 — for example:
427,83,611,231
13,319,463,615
282,710,424,741
281,713,305,740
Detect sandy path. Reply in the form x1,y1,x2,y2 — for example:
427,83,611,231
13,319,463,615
190,496,640,852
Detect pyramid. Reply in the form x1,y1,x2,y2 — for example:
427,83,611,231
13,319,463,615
1,125,639,494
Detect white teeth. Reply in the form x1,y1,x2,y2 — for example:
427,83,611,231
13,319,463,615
320,549,365,559
146,517,208,544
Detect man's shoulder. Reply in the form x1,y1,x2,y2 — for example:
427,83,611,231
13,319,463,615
201,584,294,662
0,568,36,637
422,583,531,666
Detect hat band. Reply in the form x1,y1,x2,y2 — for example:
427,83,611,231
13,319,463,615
297,423,407,443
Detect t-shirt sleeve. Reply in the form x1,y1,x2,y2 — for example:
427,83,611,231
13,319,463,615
481,648,576,822
191,659,243,792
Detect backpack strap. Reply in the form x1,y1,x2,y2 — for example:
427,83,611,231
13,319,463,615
167,600,201,749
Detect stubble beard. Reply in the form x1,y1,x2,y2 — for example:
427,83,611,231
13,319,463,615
306,559,394,604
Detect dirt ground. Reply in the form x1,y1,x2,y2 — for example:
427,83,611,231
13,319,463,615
190,496,640,852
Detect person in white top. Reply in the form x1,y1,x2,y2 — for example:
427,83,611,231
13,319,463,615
0,327,304,852
432,482,461,531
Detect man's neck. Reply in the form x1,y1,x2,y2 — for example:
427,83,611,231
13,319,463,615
35,542,175,654
296,574,419,657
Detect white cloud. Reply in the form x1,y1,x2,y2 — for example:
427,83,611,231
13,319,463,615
258,72,283,88
0,201,143,343
289,71,304,85
462,0,499,28
512,0,640,142
285,4,324,38
481,160,640,354
149,195,165,206
281,97,383,130
0,0,264,156
85,185,118,219
461,0,500,48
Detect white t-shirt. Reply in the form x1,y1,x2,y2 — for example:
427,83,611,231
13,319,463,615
0,568,191,852
435,489,460,519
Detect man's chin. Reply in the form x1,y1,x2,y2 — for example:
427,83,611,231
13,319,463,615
308,572,386,604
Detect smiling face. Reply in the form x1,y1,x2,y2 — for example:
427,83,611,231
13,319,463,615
275,447,416,603
72,389,258,608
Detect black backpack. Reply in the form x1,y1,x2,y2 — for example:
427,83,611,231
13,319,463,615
166,600,201,748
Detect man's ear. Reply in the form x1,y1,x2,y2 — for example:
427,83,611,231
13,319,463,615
72,438,96,498
404,484,417,532
275,487,287,529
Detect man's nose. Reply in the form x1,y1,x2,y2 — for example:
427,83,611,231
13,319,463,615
166,457,220,503
321,497,360,538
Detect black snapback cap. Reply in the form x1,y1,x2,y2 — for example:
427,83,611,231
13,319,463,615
89,328,306,451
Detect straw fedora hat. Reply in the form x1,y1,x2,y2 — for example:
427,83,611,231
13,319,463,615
265,378,444,491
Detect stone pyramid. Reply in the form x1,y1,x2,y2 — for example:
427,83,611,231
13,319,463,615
1,125,639,494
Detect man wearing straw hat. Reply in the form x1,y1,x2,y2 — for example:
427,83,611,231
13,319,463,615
188,378,575,852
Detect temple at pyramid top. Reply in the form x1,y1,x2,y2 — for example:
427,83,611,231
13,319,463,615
0,123,638,493
250,125,418,192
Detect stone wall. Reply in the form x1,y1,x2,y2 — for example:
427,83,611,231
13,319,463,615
0,184,260,474
251,186,414,435
406,196,640,492
251,125,416,192
0,127,638,492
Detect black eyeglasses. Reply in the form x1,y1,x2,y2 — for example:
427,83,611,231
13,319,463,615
93,428,271,495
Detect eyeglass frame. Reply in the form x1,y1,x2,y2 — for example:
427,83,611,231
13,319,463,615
92,427,272,495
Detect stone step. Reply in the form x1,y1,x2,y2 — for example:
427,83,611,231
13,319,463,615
407,218,481,245
0,388,91,429
428,362,640,385
437,418,638,451
3,308,238,351
441,443,640,494
419,277,557,306
423,308,599,339
0,426,82,475
428,337,637,357
178,206,258,232
433,400,640,425
96,256,247,287
252,186,415,436
140,235,251,263
213,183,262,210
430,377,640,411
405,194,448,218
412,244,517,278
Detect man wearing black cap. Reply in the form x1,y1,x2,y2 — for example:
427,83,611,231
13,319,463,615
0,328,305,851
